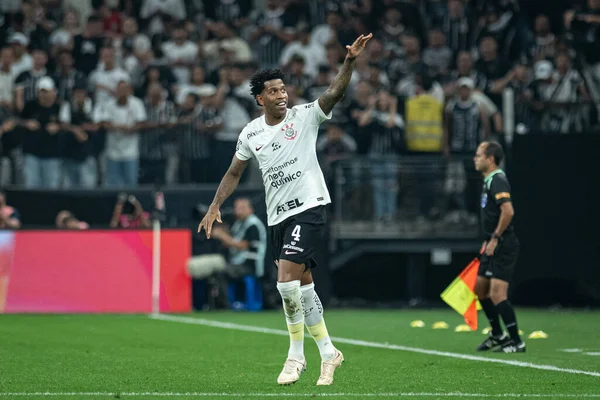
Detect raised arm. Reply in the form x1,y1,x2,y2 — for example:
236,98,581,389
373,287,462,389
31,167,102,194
198,155,248,238
318,33,372,116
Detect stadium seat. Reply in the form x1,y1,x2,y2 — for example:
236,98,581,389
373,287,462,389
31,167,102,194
228,276,263,312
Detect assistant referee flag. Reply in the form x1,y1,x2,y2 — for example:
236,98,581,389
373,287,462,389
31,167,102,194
441,258,480,331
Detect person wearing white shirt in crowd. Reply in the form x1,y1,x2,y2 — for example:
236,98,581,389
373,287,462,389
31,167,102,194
176,65,207,106
8,33,33,78
139,0,186,35
161,27,198,84
280,24,326,78
97,79,147,187
89,46,130,106
0,47,15,111
49,10,80,58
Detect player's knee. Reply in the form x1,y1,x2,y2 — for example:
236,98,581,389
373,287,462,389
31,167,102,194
277,259,305,282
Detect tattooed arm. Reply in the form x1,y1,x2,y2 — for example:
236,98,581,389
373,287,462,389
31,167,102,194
198,155,248,238
318,34,373,116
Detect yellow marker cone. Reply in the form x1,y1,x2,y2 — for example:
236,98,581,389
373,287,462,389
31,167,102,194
410,320,425,328
455,324,473,332
519,329,525,335
433,321,449,329
482,327,492,335
528,330,548,339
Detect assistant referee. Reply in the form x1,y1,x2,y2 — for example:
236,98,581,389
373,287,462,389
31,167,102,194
473,141,525,353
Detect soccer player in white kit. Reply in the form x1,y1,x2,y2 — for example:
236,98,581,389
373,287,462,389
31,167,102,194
199,33,372,386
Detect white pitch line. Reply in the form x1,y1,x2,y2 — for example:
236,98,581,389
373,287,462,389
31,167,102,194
150,314,600,378
2,393,600,398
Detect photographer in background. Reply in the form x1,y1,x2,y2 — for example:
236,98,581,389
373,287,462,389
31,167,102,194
110,193,151,228
206,197,267,309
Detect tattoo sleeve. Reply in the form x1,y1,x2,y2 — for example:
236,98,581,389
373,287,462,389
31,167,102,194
212,156,248,207
318,56,356,115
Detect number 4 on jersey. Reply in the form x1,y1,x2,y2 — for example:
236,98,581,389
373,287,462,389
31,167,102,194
292,225,301,242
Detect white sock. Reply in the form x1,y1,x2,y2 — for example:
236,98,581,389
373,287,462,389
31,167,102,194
301,283,336,361
277,280,304,361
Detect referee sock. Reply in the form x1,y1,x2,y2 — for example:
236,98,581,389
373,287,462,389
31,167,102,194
277,280,305,361
496,300,522,343
301,283,336,361
480,298,504,337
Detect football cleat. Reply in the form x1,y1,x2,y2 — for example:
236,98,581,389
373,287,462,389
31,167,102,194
316,349,344,385
277,357,306,385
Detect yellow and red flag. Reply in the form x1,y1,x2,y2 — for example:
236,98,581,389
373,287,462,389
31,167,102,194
440,258,480,331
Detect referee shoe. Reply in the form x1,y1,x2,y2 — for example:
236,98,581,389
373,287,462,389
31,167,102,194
476,333,510,351
495,340,526,353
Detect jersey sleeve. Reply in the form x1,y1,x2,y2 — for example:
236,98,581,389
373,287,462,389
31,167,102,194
297,99,332,126
235,127,253,161
490,176,512,205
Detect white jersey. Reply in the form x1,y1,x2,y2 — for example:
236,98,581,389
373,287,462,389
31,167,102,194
235,99,332,226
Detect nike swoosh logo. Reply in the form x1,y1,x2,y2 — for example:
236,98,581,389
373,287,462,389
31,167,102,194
285,251,298,255
256,145,264,151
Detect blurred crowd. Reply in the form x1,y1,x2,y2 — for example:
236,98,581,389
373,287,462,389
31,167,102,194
0,0,599,190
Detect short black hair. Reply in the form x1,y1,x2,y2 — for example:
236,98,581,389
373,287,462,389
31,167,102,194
483,141,504,165
250,69,285,106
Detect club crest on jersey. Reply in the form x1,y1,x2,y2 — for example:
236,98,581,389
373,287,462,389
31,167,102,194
282,123,297,141
481,193,487,208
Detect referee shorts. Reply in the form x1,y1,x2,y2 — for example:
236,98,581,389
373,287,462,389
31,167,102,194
478,232,520,283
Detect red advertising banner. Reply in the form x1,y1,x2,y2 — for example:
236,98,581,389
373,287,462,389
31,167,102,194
0,230,191,313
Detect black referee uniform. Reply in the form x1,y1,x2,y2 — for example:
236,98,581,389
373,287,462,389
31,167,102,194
479,169,519,282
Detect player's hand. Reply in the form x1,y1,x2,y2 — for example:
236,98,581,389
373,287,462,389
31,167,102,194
485,238,498,256
346,33,373,60
198,204,222,239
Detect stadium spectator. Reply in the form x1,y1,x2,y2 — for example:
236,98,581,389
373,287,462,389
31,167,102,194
71,15,105,74
89,46,129,105
139,82,176,185
180,85,223,184
8,33,33,78
58,83,98,188
529,14,556,63
359,89,403,224
98,79,147,187
280,23,326,79
316,122,357,185
19,76,62,188
15,48,49,112
249,0,297,69
161,26,198,84
423,28,453,82
52,49,87,104
175,65,206,105
0,47,15,112
49,10,80,59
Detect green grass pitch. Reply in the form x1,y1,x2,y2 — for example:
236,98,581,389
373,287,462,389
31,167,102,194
1,309,599,399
